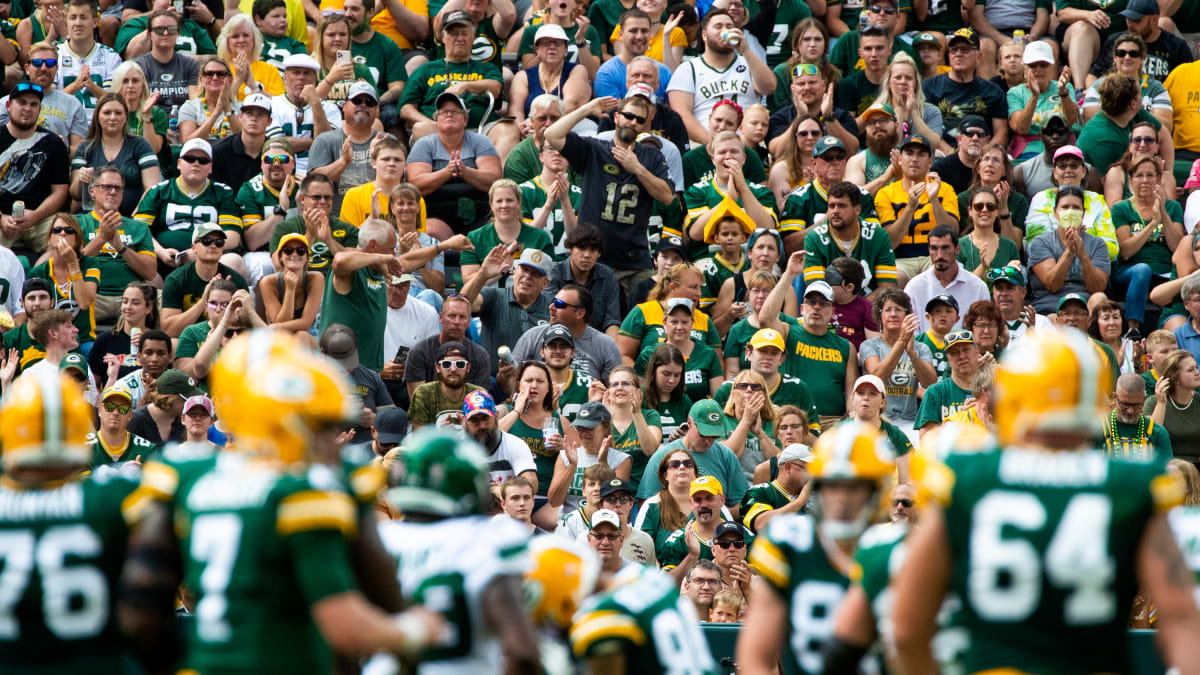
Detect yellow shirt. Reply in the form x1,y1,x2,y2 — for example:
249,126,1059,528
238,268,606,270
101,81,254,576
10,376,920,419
240,0,309,46
609,25,687,64
339,181,427,229
874,179,960,257
1165,60,1200,153
945,405,986,429
234,60,285,100
319,0,428,49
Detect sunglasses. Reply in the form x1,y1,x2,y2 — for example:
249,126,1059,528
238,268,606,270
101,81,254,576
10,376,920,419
797,129,822,138
714,539,746,549
304,193,334,201
438,358,468,370
202,70,230,78
1114,48,1142,58
92,183,122,192
960,129,989,138
667,458,696,469
551,297,583,310
50,226,75,234
869,4,898,12
151,25,179,35
1131,136,1156,145
791,63,819,77
819,151,847,161
617,110,647,124
804,296,832,307
13,82,42,95
30,57,56,68
263,153,292,165
945,330,973,342
972,201,997,212
590,532,621,541
734,382,764,391
181,155,212,165
197,237,225,248
102,401,131,414
893,498,914,508
350,96,378,106
280,246,307,256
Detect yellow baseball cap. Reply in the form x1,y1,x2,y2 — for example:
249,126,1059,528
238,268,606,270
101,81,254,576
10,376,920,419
689,475,724,498
749,328,785,351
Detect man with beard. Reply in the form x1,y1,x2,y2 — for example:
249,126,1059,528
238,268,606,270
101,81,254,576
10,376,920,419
408,341,487,427
546,95,673,287
235,138,300,286
342,0,406,127
875,135,960,283
802,181,897,294
461,389,538,487
1013,111,1101,198
461,245,552,377
767,62,858,158
513,284,623,380
405,294,492,395
309,82,385,213
932,115,991,193
780,138,876,253
835,27,893,121
594,11,673,102
595,79,687,189
905,226,991,332
988,265,1052,345
0,81,69,255
0,41,86,146
921,28,1008,148
1100,372,1173,458
846,103,901,195
659,476,750,581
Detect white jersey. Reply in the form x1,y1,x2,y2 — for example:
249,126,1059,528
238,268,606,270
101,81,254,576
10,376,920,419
374,515,530,675
55,42,123,112
563,448,631,512
1168,506,1200,608
666,53,759,131
267,94,342,175
113,368,150,408
0,244,24,320
485,432,538,486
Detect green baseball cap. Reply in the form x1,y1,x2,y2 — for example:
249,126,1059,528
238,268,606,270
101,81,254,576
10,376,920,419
59,353,86,374
689,399,726,438
157,369,204,397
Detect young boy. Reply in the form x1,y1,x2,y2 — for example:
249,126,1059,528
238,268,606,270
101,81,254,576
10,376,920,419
1143,329,1176,395
698,201,753,311
708,590,745,623
827,257,879,350
916,294,959,380
253,0,307,73
496,475,537,533
554,463,617,542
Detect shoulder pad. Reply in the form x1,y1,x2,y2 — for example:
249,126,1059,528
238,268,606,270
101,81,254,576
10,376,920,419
86,432,98,443
764,512,816,551
858,522,907,549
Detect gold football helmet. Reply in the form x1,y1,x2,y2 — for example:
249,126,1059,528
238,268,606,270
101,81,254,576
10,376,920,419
209,328,305,422
807,421,897,540
0,370,93,471
524,537,600,631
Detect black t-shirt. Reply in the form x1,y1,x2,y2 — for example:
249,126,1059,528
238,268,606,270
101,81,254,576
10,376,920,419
932,152,974,194
211,133,262,188
347,364,394,440
127,406,185,445
88,329,139,384
595,103,690,156
560,131,671,271
0,125,69,212
1090,30,1194,82
922,74,1007,147
766,104,860,145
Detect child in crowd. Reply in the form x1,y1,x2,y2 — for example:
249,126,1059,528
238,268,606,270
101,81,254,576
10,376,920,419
708,590,745,623
827,256,879,350
1143,330,1177,395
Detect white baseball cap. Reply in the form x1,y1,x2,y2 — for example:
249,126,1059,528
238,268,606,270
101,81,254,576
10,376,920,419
281,53,320,72
779,443,814,464
534,23,569,44
590,509,621,531
1022,40,1054,65
854,374,886,394
180,137,212,158
241,93,272,112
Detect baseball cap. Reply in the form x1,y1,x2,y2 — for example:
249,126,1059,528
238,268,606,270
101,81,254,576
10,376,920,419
11,80,44,100
1053,145,1084,163
442,9,473,28
703,195,755,243
543,323,574,348
812,135,847,159
749,328,785,351
157,369,204,397
1022,40,1055,65
241,93,272,112
665,297,694,315
534,23,569,43
437,341,467,359
1058,292,1089,311
435,91,467,112
688,475,724,498
1186,159,1200,190
912,31,940,47
900,134,932,152
626,82,656,105
948,27,979,48
805,280,835,302
191,222,225,244
959,115,989,136
101,384,133,403
599,478,633,500
374,407,410,445
655,235,686,258
590,509,621,530
779,443,814,464
1042,110,1069,129
22,277,52,300
572,401,612,429
281,53,320,72
182,394,214,417
854,374,886,394
689,399,725,437
388,273,416,286
347,81,378,103
515,247,550,276
181,137,212,159
1120,0,1159,19
462,389,496,419
713,521,746,541
945,329,975,348
276,233,308,253
636,132,664,147
319,323,359,370
59,353,86,375
925,294,959,313
862,103,895,122
986,265,1026,286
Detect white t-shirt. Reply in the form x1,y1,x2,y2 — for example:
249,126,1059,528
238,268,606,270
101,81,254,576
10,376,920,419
485,431,537,486
267,94,343,175
667,53,759,131
383,297,441,362
0,245,25,320
24,359,98,405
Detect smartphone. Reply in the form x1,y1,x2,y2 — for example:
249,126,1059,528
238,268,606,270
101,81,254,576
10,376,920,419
393,345,410,364
336,50,351,65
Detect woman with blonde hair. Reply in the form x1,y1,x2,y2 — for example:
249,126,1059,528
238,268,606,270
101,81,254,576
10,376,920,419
311,14,374,109
720,369,779,477
179,57,241,143
869,52,943,150
767,112,822,207
1146,349,1200,460
620,262,723,365
217,14,283,99
458,178,553,286
1168,458,1200,506
110,61,167,154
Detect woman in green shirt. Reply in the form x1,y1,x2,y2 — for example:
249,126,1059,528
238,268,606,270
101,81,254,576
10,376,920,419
636,299,723,400
721,370,780,480
604,365,662,492
1112,153,1184,333
1103,121,1176,203
642,343,693,439
1145,349,1200,463
459,179,553,285
633,447,700,553
956,145,1029,251
958,186,1022,282
963,300,1007,362
497,360,568,495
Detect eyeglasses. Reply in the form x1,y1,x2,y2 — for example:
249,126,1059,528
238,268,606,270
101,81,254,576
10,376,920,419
29,58,56,68
304,193,334,201
1114,48,1142,58
667,458,696,469
181,155,212,165
151,25,179,35
617,110,647,124
734,382,764,391
792,62,819,77
437,108,465,118
349,96,377,106
438,358,468,370
102,401,131,414
603,494,634,505
92,183,122,192
893,498,914,508
804,296,832,307
280,246,307,256
197,237,225,248
202,70,230,78
868,4,898,13
796,129,823,138
972,201,997,212
1131,136,1156,146
590,531,622,541
207,300,230,310
13,82,42,95
263,153,292,165
50,226,75,235
551,297,583,310
690,577,722,587
714,539,746,549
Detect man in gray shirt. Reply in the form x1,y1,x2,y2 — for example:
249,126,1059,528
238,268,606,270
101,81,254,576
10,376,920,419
0,43,88,146
512,284,623,381
308,82,384,213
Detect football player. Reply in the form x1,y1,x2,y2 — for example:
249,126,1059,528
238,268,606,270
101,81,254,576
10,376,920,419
736,421,896,675
0,371,138,672
892,331,1200,674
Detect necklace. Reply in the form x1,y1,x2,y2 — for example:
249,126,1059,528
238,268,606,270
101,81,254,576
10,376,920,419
1104,410,1147,456
538,63,563,98
202,97,232,138
1171,393,1195,411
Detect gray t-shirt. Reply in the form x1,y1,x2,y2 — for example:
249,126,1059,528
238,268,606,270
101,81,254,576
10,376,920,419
408,130,499,169
0,88,88,140
983,0,1040,31
178,98,242,141
510,322,623,381
858,337,934,423
1027,230,1111,312
308,128,376,213
134,52,199,111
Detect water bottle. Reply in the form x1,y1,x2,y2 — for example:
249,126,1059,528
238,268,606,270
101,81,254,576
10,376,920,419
1013,29,1027,45
167,105,181,146
497,345,515,367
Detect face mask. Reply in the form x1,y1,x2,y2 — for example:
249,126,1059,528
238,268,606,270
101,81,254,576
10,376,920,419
1059,209,1083,229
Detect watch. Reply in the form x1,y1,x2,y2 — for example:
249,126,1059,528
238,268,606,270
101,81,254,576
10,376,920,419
273,206,287,217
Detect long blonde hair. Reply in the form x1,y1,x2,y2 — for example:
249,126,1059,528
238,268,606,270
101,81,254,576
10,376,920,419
870,53,939,142
724,370,777,423
1169,458,1200,506
109,61,152,113
647,262,702,303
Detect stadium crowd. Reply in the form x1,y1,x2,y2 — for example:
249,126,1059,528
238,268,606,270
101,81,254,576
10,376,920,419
5,0,1200,669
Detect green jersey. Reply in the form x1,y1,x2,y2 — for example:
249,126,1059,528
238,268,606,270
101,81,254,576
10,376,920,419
555,368,594,423
586,0,636,51
459,222,554,268
0,475,138,674
519,175,583,258
787,327,851,416
828,30,919,76
236,175,300,248
801,219,898,291
399,59,504,128
915,330,949,379
748,513,852,675
142,447,360,674
317,265,388,370
87,430,158,468
725,314,803,373
681,146,769,197
658,519,756,568
610,407,662,494
620,300,723,356
134,178,243,252
697,251,748,310
76,211,156,295
931,447,1178,674
27,258,101,341
571,565,718,674
1167,506,1200,607
261,34,308,71
349,32,407,90
1098,414,1173,461
116,15,216,55
780,179,877,235
378,515,530,671
683,178,777,261
510,415,558,494
741,480,799,533
636,341,722,402
913,0,965,33
652,395,693,438
161,261,249,313
714,375,821,436
914,377,972,430
746,0,813,68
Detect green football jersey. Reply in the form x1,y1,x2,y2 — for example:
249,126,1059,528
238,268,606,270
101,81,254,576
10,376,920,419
26,258,101,341
261,34,308,72
652,395,693,439
555,368,594,423
658,519,755,569
746,0,813,68
932,447,1179,674
913,377,971,431
620,300,723,355
725,314,802,373
134,178,244,252
697,251,748,309
683,178,777,261
236,175,300,245
915,330,949,379
779,179,877,235
509,416,557,494
801,220,898,291
76,211,156,295
1167,505,1200,608
748,513,852,675
0,475,138,674
610,407,662,494
713,375,821,436
741,480,799,533
570,565,719,675
377,515,530,670
141,447,360,674
519,175,583,258
87,430,159,468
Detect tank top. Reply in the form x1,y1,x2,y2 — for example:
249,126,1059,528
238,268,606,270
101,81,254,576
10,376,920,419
521,61,579,117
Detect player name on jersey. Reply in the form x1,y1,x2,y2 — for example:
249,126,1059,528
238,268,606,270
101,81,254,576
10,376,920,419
998,450,1109,487
0,483,84,520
